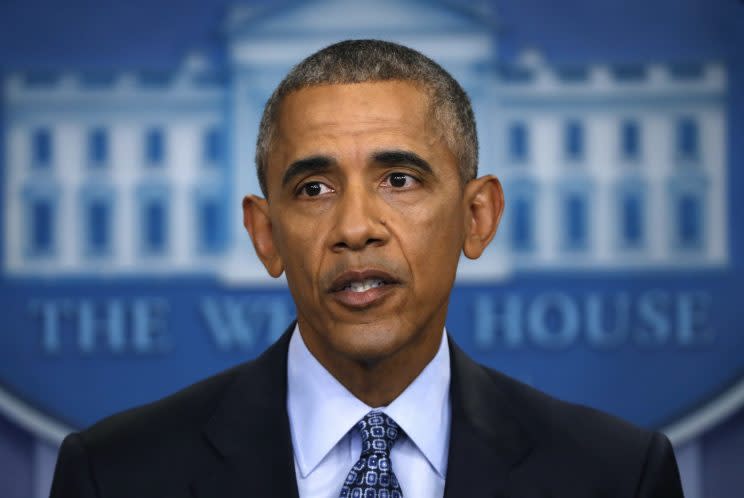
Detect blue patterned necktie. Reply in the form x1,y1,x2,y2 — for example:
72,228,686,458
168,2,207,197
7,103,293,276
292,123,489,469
339,411,404,498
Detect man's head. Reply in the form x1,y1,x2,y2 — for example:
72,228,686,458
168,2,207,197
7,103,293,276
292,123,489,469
255,39,478,197
243,40,503,381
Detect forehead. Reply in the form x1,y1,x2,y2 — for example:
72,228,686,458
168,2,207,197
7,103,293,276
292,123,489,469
280,80,430,120
273,81,441,155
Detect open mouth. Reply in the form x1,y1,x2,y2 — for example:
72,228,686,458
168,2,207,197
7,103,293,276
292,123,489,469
329,269,400,293
341,278,387,293
328,269,401,308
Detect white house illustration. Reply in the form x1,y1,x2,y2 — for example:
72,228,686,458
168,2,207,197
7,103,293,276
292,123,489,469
2,0,728,283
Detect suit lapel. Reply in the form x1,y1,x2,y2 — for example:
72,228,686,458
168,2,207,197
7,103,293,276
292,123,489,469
191,324,299,498
443,337,534,498
189,325,534,498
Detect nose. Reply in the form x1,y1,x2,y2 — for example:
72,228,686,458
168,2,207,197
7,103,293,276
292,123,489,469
330,184,388,252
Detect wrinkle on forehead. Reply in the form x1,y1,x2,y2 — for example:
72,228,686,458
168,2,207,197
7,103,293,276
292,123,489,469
272,81,448,167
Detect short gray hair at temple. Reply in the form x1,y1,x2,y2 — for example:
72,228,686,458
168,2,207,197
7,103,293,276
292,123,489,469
255,39,478,196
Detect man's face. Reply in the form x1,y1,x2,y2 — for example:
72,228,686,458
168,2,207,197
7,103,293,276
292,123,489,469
250,81,479,366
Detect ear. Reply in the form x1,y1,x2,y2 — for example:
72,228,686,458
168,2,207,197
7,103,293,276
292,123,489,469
462,175,504,260
242,195,285,277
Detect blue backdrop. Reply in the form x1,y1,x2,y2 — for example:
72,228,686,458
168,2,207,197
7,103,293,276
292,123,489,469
0,1,742,497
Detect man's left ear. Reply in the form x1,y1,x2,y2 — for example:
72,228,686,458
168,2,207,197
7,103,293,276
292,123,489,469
462,175,504,259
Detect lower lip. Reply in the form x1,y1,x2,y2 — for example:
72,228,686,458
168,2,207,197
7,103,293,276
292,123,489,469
331,284,397,309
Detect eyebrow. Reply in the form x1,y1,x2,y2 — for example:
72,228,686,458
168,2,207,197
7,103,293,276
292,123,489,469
281,155,335,187
372,150,434,175
281,150,434,187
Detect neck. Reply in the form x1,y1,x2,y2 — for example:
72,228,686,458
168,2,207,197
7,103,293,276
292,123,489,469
297,317,445,407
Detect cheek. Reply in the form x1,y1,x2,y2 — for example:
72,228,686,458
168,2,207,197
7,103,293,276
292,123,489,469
274,214,324,283
396,198,464,282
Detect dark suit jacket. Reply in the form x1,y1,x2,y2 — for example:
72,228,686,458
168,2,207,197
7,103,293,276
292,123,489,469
50,325,683,497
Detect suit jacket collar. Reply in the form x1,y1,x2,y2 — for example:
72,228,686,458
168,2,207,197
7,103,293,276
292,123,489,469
191,324,533,498
192,324,299,498
443,336,534,497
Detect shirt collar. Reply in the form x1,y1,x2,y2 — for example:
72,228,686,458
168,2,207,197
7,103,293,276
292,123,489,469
383,328,451,478
286,324,451,479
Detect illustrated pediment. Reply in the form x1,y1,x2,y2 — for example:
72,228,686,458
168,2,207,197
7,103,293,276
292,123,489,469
226,0,495,37
226,0,497,67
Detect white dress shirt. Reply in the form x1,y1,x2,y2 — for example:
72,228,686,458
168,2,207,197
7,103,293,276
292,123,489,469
287,324,451,498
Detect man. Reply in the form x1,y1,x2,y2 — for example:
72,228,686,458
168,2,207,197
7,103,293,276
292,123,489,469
50,40,683,498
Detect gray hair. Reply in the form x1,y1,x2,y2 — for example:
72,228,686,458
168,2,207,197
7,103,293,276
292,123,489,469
255,39,478,196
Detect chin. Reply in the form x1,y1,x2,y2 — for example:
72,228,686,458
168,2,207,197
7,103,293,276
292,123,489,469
330,321,411,364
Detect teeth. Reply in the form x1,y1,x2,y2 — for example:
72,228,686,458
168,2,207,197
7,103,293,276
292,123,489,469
346,279,385,292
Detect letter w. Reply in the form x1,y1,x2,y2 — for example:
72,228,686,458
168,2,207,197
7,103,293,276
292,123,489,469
200,297,257,351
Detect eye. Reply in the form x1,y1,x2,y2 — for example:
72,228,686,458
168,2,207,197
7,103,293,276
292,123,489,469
384,172,418,189
298,181,333,197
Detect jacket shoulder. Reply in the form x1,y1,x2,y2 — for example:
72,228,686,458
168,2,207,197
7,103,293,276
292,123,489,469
53,328,295,498
483,365,652,449
85,364,238,441
67,362,245,491
479,364,674,495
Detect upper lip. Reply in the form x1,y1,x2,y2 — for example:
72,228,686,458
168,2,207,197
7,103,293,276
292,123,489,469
328,269,401,292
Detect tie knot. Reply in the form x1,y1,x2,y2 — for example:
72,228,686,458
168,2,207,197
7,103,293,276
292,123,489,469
357,411,402,456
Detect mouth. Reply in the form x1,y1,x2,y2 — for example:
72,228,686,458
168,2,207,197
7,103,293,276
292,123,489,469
328,269,401,309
